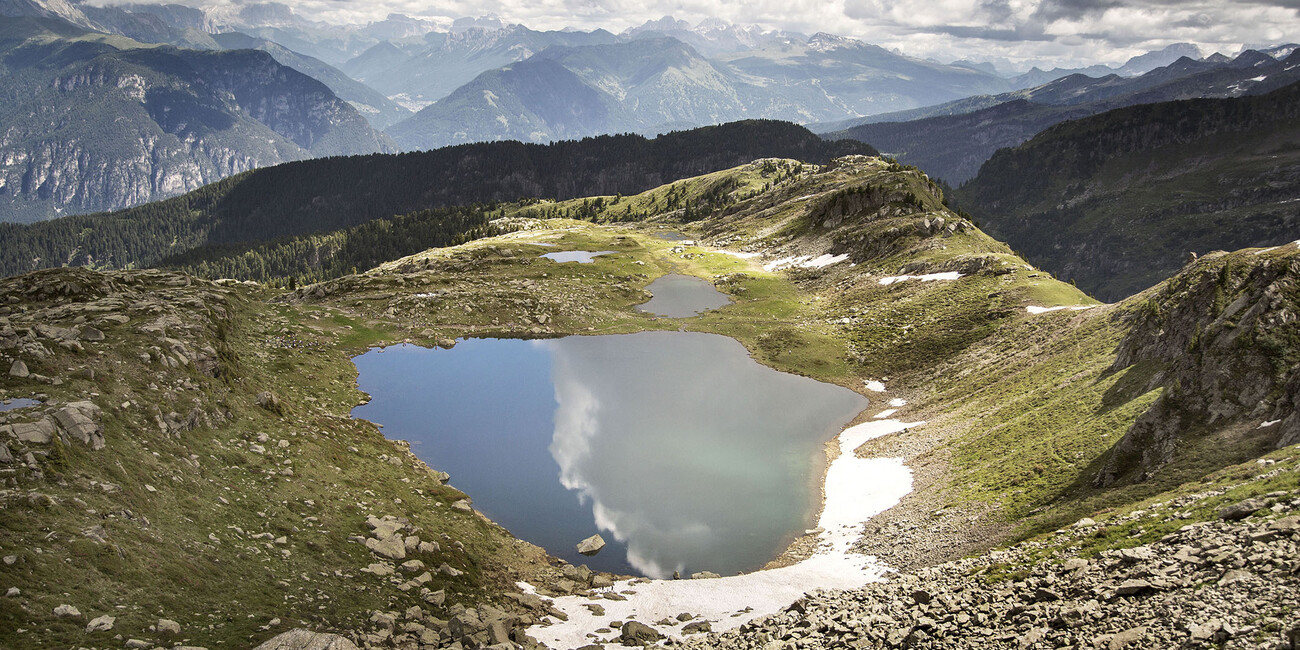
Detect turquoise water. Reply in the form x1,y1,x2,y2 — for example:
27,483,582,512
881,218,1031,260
351,332,868,578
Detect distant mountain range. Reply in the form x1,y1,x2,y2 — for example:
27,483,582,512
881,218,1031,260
821,48,1300,183
0,16,393,223
384,31,1018,150
4,0,1298,223
954,81,1300,301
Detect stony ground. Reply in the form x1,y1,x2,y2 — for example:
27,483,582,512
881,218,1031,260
675,464,1300,650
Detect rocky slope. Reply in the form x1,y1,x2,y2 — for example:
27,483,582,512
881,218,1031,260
1097,246,1300,486
0,267,585,650
955,81,1300,301
683,477,1300,649
0,17,393,223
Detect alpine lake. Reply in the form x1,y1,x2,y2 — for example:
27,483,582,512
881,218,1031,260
351,258,870,578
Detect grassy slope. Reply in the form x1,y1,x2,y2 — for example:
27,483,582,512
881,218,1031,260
3,156,1298,648
0,271,552,649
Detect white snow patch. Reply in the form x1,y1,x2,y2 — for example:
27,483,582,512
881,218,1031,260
863,380,887,393
888,398,907,407
1259,419,1282,429
763,256,806,272
872,409,897,419
1250,75,1268,82
877,272,962,285
526,419,918,649
765,254,852,271
1026,305,1096,314
802,253,849,269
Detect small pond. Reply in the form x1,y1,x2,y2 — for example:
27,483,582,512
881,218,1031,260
654,231,694,242
351,332,868,578
540,251,614,264
0,398,41,412
637,274,731,318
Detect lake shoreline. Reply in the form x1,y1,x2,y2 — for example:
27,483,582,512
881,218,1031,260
525,417,917,649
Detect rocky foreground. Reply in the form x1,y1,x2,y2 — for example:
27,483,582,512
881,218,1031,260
674,466,1300,650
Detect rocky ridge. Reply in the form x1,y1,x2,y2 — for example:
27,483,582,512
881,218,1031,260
0,18,393,223
1099,247,1300,486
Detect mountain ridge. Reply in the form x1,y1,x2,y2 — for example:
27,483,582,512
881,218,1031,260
0,120,875,278
955,80,1300,301
0,16,394,223
822,48,1300,183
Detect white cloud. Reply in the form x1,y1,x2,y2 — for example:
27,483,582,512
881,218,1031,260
137,0,1299,73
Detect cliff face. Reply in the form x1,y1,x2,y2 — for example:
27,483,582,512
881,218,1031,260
1098,247,1300,485
0,18,393,223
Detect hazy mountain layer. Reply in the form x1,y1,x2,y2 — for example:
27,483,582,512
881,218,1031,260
0,17,393,223
823,49,1300,184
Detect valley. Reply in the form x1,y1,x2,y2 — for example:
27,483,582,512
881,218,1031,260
3,155,1297,649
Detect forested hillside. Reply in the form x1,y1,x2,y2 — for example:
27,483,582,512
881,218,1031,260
956,81,1300,300
0,120,875,278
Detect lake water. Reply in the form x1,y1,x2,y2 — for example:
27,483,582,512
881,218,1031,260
637,274,732,318
655,232,693,241
0,398,40,412
351,332,868,578
541,251,614,263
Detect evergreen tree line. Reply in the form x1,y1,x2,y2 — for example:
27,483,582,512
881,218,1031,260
0,120,874,278
159,205,503,284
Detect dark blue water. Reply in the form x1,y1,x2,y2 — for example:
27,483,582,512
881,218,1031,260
637,274,732,318
351,332,868,578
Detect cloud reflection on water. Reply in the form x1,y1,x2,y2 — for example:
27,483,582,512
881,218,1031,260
541,332,868,578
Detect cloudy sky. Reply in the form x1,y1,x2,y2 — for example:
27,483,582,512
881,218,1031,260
133,0,1299,68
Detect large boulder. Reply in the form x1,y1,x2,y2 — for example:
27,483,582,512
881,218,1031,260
576,534,606,556
53,401,104,449
365,536,406,560
619,621,661,646
9,419,57,444
252,629,359,650
85,615,115,632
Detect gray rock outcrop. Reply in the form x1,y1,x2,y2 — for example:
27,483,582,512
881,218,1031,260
252,629,359,650
576,533,606,556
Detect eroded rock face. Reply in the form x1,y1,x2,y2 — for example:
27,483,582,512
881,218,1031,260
1098,251,1300,486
